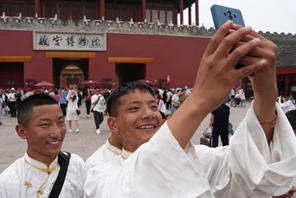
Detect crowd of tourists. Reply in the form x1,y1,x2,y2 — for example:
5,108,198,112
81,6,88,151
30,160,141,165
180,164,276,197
0,87,111,133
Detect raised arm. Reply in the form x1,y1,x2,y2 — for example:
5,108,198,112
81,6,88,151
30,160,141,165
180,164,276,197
235,25,278,143
167,21,267,149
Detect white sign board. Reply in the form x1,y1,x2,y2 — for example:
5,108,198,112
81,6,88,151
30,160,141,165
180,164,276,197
33,31,106,51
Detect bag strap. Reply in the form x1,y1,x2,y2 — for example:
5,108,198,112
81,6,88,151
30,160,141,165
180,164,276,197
292,100,296,107
48,151,71,198
92,95,102,107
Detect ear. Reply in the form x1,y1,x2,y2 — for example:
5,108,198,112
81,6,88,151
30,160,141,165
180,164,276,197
107,117,119,133
15,124,28,140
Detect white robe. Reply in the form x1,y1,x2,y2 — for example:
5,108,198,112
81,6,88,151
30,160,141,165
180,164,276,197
94,103,296,198
0,152,86,198
85,139,122,171
84,140,122,198
195,103,296,197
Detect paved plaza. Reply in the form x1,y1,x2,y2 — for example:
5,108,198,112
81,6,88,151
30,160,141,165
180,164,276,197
0,100,251,173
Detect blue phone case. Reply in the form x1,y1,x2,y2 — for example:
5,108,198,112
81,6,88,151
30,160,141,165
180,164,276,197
211,4,246,71
210,4,245,30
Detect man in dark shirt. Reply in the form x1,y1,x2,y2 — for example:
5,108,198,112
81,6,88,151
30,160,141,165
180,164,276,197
103,89,111,115
76,88,83,108
210,102,230,147
286,110,296,135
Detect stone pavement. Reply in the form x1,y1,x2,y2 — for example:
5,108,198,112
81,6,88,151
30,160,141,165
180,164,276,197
0,100,251,173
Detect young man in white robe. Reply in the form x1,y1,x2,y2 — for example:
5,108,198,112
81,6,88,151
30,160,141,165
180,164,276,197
84,132,122,198
85,21,296,198
85,132,122,171
0,94,86,198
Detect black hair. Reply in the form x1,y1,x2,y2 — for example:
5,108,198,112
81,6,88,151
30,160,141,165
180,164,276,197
70,95,77,102
154,89,160,95
286,110,296,130
153,89,161,99
291,91,296,100
17,94,59,127
107,81,154,117
159,111,166,120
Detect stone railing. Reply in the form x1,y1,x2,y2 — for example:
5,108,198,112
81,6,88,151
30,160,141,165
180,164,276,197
1,13,296,48
1,13,296,40
0,13,218,37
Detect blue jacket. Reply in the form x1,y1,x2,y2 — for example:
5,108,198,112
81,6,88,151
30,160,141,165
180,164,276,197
60,90,67,104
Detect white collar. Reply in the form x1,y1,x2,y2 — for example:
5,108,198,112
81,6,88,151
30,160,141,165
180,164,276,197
24,152,58,174
106,139,122,155
121,147,133,160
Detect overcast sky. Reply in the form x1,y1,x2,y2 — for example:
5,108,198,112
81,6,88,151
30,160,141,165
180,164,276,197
179,0,296,35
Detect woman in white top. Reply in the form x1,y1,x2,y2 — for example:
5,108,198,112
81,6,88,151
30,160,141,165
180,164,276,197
239,89,246,108
154,89,166,114
66,90,79,133
278,91,296,113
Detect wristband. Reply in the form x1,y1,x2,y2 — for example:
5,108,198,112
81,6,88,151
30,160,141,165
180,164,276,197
259,114,277,128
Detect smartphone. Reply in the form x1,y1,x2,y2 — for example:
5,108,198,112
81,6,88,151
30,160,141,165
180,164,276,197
211,4,245,30
211,4,245,70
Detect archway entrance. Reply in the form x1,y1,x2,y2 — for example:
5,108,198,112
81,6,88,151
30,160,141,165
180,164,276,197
52,58,88,89
116,63,146,86
108,57,153,87
61,65,83,90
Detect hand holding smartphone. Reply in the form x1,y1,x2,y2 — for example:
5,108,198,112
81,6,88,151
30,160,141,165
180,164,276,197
210,4,246,70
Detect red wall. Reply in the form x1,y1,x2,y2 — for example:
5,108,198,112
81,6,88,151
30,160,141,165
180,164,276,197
0,29,210,89
0,30,53,83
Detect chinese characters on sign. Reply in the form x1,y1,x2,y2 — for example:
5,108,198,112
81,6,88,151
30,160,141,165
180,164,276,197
39,35,50,46
34,31,106,51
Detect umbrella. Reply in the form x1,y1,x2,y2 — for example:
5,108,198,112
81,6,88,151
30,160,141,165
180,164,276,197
138,79,158,87
34,81,55,87
80,78,102,86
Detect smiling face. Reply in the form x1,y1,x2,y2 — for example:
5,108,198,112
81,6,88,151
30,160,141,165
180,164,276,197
108,89,163,152
16,104,66,165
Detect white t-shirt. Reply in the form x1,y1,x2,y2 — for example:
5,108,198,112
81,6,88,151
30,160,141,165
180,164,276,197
171,94,179,106
166,91,173,102
66,96,79,110
278,97,296,113
91,94,105,113
7,92,16,102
